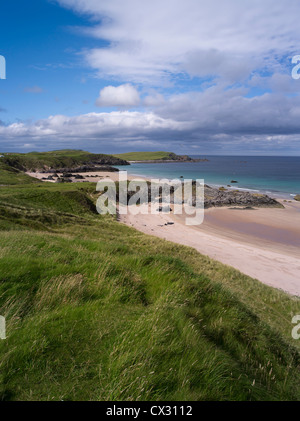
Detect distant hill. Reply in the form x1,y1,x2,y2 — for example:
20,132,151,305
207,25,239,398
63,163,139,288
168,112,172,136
112,151,200,162
0,150,129,172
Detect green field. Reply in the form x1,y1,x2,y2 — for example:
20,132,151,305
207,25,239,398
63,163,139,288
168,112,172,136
0,149,128,171
112,151,181,161
0,162,299,400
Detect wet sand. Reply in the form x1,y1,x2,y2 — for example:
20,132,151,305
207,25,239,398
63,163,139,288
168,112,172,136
182,201,300,256
120,201,300,296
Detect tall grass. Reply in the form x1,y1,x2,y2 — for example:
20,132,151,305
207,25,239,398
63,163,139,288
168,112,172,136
0,182,299,400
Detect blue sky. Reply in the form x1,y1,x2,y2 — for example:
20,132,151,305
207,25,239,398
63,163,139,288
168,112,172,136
0,0,112,121
1,0,300,155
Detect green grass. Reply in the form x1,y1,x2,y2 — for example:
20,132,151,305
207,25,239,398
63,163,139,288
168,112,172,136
113,151,179,161
0,161,40,185
0,149,128,171
0,181,299,401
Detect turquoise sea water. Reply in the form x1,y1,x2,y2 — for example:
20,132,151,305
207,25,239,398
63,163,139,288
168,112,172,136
116,156,300,199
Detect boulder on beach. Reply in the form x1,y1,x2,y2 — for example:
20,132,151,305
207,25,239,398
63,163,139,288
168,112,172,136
202,185,283,209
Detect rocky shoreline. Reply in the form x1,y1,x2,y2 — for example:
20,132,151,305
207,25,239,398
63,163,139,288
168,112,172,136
29,169,285,208
202,185,283,208
121,181,283,209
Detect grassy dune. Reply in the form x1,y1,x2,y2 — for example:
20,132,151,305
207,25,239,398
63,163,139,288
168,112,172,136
0,177,299,400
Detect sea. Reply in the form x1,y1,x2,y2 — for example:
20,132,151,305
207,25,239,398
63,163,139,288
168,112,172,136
116,156,300,199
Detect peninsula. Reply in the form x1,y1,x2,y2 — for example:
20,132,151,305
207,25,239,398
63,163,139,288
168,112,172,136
112,151,208,163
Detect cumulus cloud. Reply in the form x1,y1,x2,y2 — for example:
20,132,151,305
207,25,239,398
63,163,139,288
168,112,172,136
0,111,188,142
2,0,300,153
1,87,300,153
58,0,300,84
95,84,140,107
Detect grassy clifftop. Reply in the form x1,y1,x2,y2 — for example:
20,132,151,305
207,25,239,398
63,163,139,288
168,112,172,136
112,151,194,161
0,178,299,400
0,149,129,172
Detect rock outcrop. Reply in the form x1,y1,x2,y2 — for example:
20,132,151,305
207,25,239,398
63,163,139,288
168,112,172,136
203,185,283,208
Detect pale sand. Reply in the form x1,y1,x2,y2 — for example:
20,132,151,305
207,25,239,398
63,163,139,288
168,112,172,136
120,201,300,297
26,170,141,183
27,170,300,296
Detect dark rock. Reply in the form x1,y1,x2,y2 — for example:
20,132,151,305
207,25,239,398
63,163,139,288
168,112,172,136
203,187,283,209
55,165,120,174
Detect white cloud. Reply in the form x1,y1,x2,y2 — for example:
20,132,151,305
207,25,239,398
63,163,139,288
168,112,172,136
2,1,300,154
95,84,140,107
1,86,300,154
58,0,300,84
0,111,187,141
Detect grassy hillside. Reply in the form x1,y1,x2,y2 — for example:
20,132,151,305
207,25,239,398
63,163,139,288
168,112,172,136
0,149,128,171
0,161,40,185
113,151,186,161
0,180,299,400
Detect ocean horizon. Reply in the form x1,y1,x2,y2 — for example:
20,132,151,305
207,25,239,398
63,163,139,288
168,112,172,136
116,155,300,199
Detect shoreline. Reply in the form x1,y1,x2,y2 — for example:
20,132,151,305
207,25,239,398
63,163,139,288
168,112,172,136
116,164,300,201
120,201,300,296
27,169,300,296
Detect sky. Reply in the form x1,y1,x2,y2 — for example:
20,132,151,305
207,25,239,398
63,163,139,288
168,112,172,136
1,0,300,155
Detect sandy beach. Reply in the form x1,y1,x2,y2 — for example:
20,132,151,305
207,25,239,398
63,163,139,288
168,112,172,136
120,201,300,296
29,170,300,296
26,170,139,183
